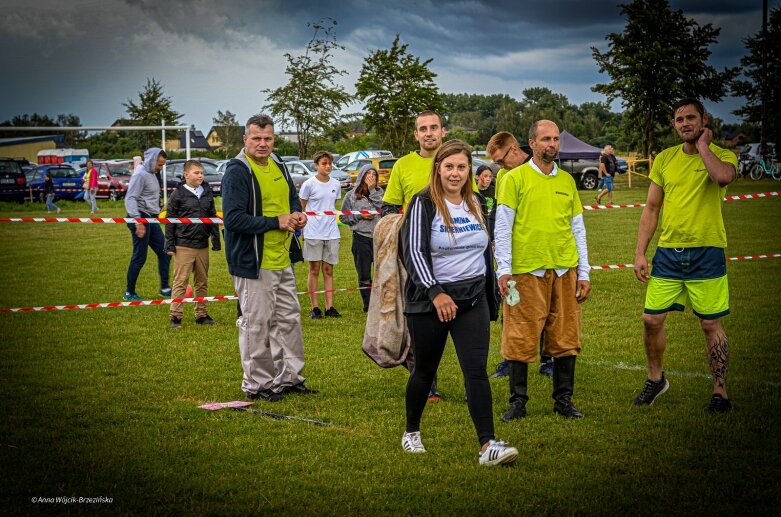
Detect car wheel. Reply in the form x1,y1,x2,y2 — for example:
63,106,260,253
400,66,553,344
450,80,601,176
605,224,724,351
109,188,118,201
581,172,598,190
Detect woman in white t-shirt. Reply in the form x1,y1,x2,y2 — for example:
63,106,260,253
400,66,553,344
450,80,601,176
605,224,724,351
399,139,518,466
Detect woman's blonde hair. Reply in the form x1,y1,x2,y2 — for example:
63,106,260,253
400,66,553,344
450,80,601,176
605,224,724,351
426,139,484,238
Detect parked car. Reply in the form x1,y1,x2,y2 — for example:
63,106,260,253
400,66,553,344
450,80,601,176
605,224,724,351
31,164,86,200
0,158,28,203
472,158,500,175
286,160,351,190
555,156,628,190
24,167,46,201
334,150,393,170
341,157,397,187
89,160,134,201
165,158,222,195
281,156,300,162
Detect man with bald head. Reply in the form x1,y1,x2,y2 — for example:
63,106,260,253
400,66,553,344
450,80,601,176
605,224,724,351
495,120,591,420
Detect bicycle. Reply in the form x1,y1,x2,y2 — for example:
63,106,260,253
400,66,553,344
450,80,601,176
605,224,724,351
749,155,780,181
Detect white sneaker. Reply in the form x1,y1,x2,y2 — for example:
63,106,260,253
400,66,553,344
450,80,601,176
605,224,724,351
401,431,426,453
478,439,518,466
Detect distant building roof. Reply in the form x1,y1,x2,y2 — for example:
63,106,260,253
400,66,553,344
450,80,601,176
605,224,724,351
179,130,211,150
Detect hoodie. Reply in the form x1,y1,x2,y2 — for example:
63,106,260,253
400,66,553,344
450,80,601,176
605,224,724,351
125,147,164,217
339,164,384,238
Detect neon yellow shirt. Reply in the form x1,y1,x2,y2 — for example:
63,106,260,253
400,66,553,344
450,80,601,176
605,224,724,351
245,154,291,270
495,167,509,189
382,151,433,208
649,143,737,249
497,162,583,274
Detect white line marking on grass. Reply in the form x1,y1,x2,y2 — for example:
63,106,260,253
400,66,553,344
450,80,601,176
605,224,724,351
581,358,781,387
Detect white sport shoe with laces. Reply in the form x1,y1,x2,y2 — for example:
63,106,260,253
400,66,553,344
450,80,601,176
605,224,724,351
479,439,518,466
401,431,426,453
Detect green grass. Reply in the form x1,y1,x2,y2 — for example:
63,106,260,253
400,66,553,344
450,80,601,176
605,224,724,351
1,177,781,514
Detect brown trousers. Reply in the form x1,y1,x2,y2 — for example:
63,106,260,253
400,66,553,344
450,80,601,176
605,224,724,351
170,246,210,319
501,269,581,363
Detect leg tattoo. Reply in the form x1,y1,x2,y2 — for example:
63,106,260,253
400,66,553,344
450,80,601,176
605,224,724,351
707,334,729,390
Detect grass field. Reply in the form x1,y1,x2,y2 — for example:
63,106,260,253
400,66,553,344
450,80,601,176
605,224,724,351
1,175,780,514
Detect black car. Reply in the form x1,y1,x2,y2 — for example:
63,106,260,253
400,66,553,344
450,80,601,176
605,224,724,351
164,158,222,196
0,157,27,203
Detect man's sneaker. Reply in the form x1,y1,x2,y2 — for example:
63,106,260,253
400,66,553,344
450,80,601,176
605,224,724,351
195,315,216,325
123,292,143,302
401,431,426,453
490,360,509,378
708,394,733,413
245,389,284,403
427,390,442,403
539,360,554,378
159,288,172,297
310,307,323,319
479,440,518,466
169,317,182,329
324,307,342,318
632,374,669,406
283,383,319,395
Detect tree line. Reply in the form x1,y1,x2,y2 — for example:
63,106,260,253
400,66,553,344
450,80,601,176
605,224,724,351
2,0,778,160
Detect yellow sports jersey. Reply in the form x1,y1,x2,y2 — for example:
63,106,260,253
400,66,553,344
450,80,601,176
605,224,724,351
649,143,737,248
383,150,480,208
383,151,433,208
497,162,583,274
495,167,509,189
245,154,291,270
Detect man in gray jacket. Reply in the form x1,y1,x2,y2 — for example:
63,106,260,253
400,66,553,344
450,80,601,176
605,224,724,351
123,147,171,301
222,114,314,402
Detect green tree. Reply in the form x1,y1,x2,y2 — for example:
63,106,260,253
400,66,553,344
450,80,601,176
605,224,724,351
123,78,182,149
0,113,85,147
592,0,738,156
263,18,352,159
355,34,444,156
211,110,243,158
732,7,781,152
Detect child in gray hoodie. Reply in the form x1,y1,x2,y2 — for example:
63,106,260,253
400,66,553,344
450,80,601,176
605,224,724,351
340,164,384,312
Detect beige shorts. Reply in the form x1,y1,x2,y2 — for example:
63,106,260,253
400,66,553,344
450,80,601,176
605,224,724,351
501,269,581,362
303,238,340,264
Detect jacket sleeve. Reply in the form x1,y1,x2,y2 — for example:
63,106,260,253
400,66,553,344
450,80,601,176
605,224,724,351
222,161,281,235
401,196,444,301
339,191,359,227
164,190,179,253
124,173,143,219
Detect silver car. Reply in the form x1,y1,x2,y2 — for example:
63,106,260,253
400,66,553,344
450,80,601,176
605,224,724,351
286,160,351,190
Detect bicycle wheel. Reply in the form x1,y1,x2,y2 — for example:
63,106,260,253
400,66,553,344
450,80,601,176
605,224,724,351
749,163,763,180
771,163,781,181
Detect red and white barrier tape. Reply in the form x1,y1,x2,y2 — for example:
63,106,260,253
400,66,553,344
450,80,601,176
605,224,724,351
0,286,369,313
2,254,779,314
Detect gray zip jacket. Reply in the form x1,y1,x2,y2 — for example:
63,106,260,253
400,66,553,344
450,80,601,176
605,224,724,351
125,147,163,217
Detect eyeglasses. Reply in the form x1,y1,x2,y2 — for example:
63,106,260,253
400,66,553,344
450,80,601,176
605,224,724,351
494,145,514,168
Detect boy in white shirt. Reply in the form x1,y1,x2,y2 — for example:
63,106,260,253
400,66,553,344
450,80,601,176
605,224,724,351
299,151,342,318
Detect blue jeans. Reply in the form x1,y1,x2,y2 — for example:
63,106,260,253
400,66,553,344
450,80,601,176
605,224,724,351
45,193,58,212
126,212,171,294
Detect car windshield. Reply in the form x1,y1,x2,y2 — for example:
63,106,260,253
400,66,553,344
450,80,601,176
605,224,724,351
108,162,134,176
25,169,39,181
0,161,22,174
301,160,317,173
200,162,218,175
51,168,81,178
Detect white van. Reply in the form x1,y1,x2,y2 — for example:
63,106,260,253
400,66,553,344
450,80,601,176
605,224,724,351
334,150,393,169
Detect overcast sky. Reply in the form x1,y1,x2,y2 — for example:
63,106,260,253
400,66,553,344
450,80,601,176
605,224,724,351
1,0,776,136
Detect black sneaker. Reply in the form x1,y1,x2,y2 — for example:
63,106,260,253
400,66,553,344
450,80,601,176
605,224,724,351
310,307,323,319
283,383,319,395
632,373,669,406
324,307,341,318
708,394,732,413
169,317,182,329
195,315,216,325
245,389,284,402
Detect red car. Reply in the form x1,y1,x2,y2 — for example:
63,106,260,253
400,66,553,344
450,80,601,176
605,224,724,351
90,161,135,201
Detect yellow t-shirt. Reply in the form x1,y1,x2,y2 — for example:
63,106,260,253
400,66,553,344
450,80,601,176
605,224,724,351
497,162,583,274
245,155,291,270
495,167,509,189
383,151,433,209
649,143,737,249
